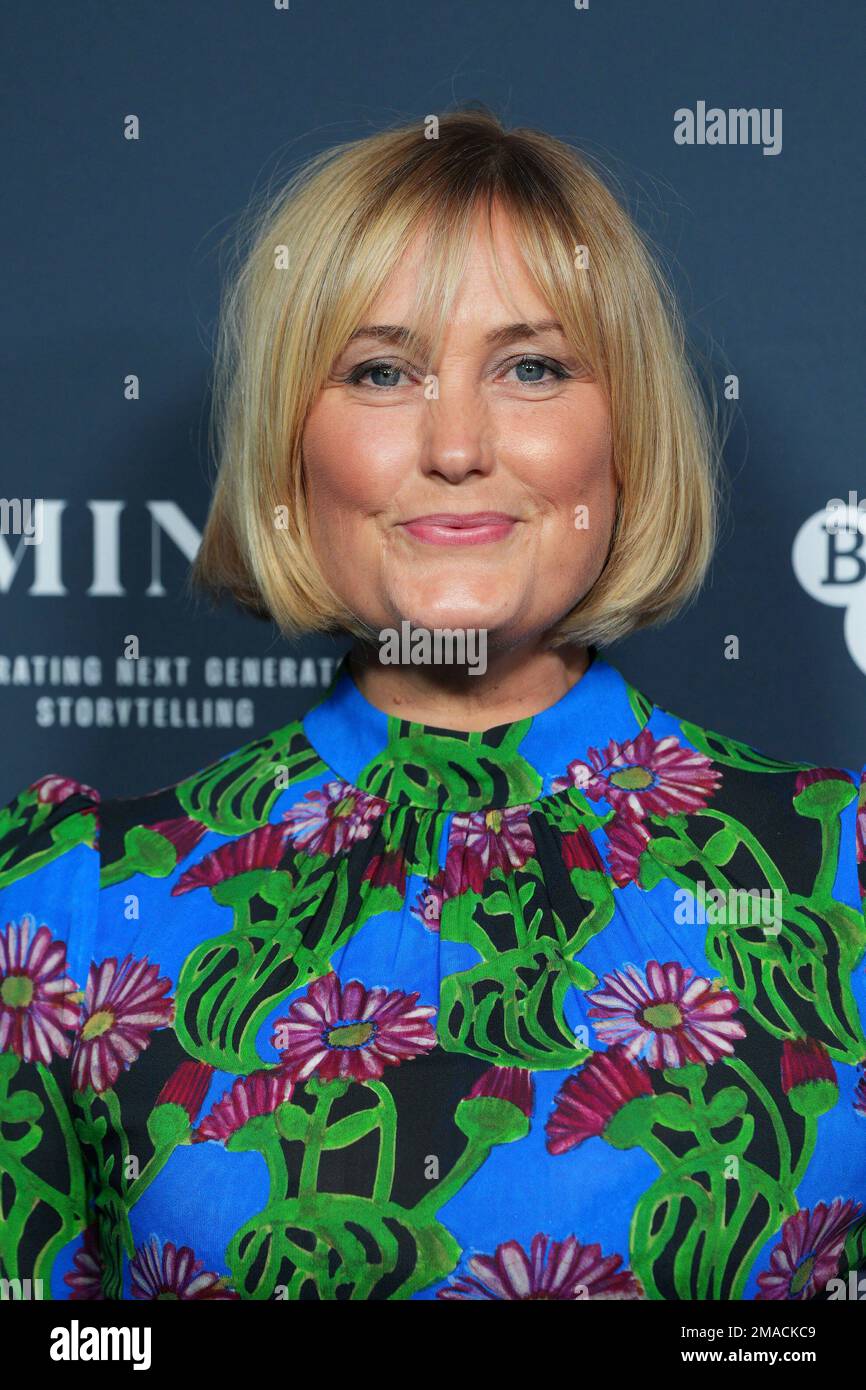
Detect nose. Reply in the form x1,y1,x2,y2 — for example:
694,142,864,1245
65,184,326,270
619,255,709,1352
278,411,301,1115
418,373,494,483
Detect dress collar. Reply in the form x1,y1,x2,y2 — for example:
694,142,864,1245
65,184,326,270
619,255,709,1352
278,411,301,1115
301,646,654,812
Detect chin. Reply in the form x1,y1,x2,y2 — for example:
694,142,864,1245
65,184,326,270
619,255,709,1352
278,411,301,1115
383,589,521,636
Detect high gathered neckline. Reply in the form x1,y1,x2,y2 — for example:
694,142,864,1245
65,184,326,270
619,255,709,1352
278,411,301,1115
301,646,654,811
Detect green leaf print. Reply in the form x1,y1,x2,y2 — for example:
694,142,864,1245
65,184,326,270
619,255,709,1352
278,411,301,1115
678,721,813,774
356,717,542,811
0,785,96,891
175,724,327,836
223,1075,527,1299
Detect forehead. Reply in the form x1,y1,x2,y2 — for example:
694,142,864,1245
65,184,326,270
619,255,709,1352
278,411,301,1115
365,202,552,325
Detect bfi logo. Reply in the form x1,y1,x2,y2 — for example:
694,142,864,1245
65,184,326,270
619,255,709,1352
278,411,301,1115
793,494,866,676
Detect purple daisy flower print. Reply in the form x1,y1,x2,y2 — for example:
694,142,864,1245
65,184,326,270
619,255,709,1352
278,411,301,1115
173,823,292,895
553,729,721,820
194,1068,295,1143
0,914,81,1063
604,815,653,888
63,1225,105,1300
546,1044,654,1154
146,815,209,864
272,971,437,1083
586,959,746,1069
71,954,174,1094
443,804,535,895
130,1236,239,1300
437,1233,642,1300
755,1199,863,1299
281,779,387,856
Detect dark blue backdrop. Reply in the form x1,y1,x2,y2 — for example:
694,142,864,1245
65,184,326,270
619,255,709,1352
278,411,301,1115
1,0,864,804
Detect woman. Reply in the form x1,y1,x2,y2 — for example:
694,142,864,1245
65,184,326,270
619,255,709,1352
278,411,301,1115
1,109,864,1303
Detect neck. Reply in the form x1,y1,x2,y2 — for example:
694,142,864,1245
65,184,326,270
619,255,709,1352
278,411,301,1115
345,637,593,733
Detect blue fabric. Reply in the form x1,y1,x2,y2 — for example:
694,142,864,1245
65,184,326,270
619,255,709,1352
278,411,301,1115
1,652,864,1300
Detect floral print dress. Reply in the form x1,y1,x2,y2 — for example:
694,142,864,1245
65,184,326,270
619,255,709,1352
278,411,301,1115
1,647,865,1301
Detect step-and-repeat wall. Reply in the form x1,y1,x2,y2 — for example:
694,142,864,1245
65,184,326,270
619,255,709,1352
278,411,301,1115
2,0,864,805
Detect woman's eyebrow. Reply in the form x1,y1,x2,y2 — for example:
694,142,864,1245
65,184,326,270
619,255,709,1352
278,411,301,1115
346,324,420,349
346,319,566,351
484,319,565,348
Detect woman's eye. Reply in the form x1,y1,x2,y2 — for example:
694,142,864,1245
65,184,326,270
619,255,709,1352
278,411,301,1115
508,356,567,385
348,361,411,389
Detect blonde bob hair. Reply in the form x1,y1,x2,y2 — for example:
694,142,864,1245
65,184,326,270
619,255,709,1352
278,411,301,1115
190,106,722,648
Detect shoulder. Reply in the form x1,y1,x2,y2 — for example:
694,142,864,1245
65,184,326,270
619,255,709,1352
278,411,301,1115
639,697,865,907
1,715,325,903
0,772,100,891
89,715,325,882
0,773,101,973
643,694,863,789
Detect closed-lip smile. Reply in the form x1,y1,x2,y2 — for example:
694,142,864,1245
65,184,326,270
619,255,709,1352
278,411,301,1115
399,512,519,546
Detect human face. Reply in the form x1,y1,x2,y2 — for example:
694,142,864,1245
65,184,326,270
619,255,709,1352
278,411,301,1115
301,204,617,651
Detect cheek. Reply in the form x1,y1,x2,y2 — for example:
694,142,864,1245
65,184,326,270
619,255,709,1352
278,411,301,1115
513,404,614,519
303,400,415,519
514,409,616,586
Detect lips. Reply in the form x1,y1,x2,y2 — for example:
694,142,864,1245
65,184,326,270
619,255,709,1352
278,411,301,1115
403,512,516,529
399,513,518,546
